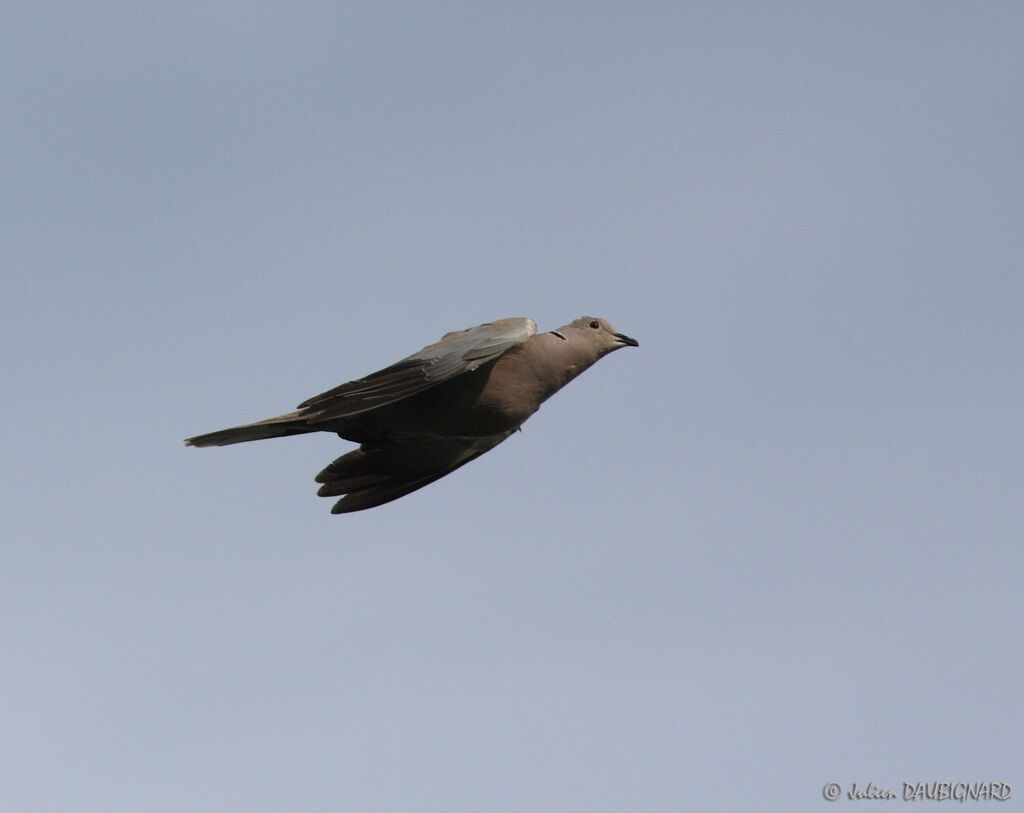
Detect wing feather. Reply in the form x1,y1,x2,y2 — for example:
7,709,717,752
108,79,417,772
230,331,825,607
314,431,517,513
297,317,535,420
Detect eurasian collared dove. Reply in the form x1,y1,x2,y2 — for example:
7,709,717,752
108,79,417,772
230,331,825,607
185,316,638,513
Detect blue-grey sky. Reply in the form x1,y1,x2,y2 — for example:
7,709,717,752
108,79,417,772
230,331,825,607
3,2,1022,810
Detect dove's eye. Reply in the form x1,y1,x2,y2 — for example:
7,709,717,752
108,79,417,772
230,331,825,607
589,320,599,329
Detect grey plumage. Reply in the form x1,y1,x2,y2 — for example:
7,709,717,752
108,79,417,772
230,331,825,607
185,316,638,513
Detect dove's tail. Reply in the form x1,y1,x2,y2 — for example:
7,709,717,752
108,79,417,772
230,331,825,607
185,411,315,447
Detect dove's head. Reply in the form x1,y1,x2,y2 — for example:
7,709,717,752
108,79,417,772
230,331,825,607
562,316,639,357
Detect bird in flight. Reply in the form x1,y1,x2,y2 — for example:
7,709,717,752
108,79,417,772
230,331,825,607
186,316,638,513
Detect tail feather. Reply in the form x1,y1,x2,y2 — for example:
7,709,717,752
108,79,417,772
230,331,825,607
185,411,314,447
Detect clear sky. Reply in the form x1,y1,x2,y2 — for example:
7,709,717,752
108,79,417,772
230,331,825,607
3,2,1022,810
